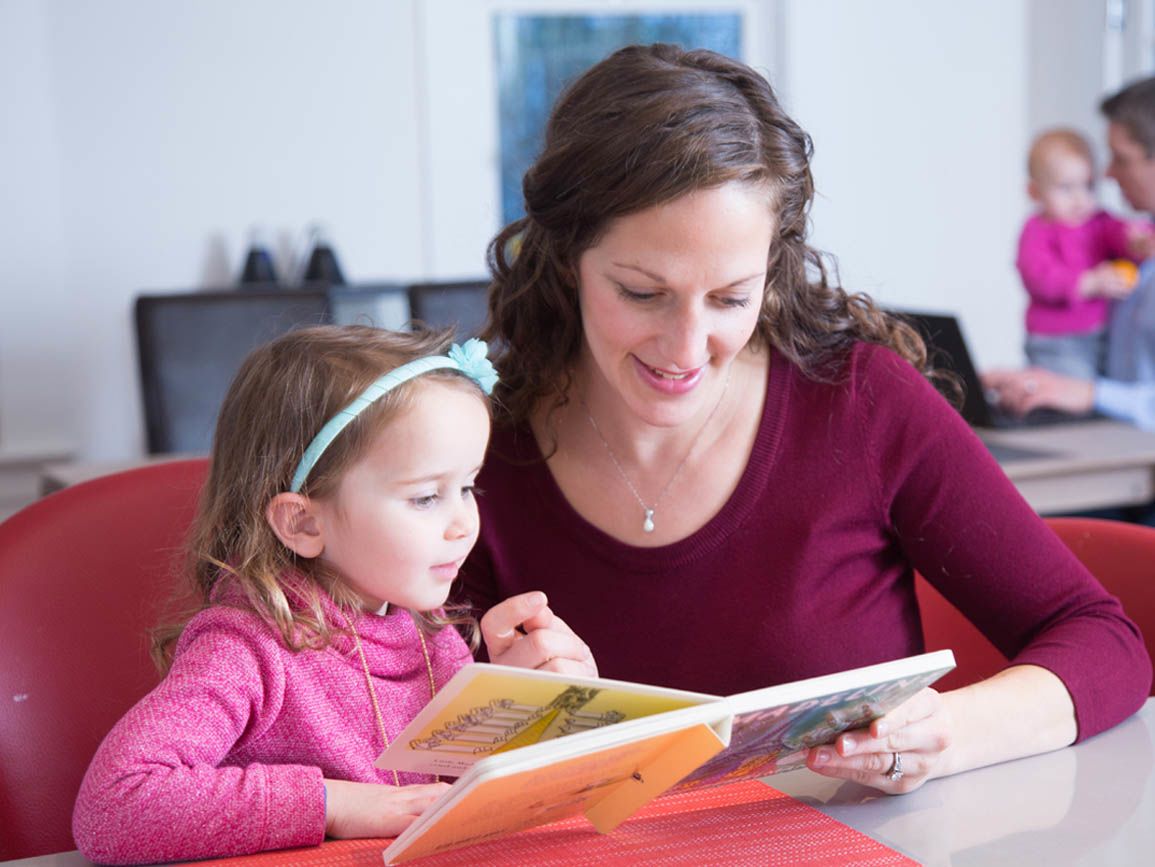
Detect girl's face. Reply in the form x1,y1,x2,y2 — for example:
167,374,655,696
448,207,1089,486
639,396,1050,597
1032,150,1097,225
312,380,490,612
575,182,773,428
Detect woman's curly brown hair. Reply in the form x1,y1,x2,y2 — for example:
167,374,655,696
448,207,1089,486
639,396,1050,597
484,43,948,426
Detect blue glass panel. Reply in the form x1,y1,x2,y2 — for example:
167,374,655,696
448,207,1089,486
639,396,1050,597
495,14,744,225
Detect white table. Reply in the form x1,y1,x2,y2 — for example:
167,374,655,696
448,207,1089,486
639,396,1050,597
770,697,1155,865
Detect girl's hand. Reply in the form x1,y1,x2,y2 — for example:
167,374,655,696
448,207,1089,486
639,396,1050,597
323,779,449,839
1080,261,1138,299
482,591,598,677
805,688,952,794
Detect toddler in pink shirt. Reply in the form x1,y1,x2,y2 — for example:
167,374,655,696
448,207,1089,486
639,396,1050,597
1016,128,1149,377
72,326,596,863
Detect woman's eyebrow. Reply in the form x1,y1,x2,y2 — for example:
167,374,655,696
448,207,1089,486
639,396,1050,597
611,262,666,282
610,261,763,289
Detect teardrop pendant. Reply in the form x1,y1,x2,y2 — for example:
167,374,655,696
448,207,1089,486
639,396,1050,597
643,509,655,533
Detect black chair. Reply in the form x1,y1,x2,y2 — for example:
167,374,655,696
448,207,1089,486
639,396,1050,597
135,288,332,454
406,279,490,338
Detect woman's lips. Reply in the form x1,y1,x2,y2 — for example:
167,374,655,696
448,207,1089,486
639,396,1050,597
633,356,705,394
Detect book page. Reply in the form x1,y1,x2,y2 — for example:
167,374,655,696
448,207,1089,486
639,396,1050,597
378,663,719,776
673,650,956,791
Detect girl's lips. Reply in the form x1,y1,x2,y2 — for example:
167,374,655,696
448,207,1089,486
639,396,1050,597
632,356,705,394
431,559,463,581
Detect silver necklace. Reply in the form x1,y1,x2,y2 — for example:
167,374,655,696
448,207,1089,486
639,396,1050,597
582,373,730,534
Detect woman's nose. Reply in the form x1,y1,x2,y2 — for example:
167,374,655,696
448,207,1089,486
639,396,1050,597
663,305,708,369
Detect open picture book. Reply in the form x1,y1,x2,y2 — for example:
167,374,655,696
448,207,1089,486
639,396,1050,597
376,649,955,864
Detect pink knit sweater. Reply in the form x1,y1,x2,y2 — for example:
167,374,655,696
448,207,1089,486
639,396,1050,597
72,596,472,864
1016,210,1135,336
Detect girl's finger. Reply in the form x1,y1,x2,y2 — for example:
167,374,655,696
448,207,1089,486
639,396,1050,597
490,623,592,670
480,591,549,656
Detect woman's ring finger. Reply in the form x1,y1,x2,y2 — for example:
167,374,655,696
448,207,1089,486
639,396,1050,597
884,751,904,782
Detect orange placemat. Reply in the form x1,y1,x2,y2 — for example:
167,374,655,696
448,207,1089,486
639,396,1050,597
200,781,916,866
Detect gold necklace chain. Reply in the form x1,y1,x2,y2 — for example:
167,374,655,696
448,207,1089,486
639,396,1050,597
582,369,731,534
348,615,437,787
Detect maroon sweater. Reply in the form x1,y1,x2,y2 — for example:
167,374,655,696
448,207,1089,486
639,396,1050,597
461,343,1151,741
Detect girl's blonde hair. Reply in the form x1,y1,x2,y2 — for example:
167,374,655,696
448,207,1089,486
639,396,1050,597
152,325,487,672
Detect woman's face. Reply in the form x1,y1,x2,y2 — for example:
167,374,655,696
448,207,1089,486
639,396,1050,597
575,182,773,428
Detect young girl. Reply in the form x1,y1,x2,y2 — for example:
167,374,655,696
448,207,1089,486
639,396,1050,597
72,326,596,863
1016,127,1150,378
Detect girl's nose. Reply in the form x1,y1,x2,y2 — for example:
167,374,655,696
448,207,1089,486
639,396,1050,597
445,496,478,541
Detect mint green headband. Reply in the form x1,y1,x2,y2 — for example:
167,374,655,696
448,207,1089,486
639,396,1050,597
289,338,498,493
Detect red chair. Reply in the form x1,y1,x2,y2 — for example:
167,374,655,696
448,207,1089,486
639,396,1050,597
0,458,208,860
917,517,1155,694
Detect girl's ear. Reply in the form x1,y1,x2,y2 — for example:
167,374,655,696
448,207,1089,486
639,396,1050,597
1027,179,1041,203
266,493,325,558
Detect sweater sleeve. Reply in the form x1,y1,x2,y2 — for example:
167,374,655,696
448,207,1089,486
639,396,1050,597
1016,218,1083,305
72,609,326,864
1095,377,1155,430
1096,211,1139,262
858,347,1151,741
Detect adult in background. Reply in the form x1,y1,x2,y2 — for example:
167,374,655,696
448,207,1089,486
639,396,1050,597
986,76,1155,430
461,44,1150,795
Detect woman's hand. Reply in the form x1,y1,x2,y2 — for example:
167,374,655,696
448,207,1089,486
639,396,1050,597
805,688,952,794
481,591,598,677
323,779,449,838
981,368,1095,417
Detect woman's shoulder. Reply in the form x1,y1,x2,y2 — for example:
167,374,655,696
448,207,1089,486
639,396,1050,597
852,341,945,405
776,342,953,445
784,341,927,397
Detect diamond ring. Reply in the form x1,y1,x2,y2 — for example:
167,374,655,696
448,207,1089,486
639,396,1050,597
885,751,904,782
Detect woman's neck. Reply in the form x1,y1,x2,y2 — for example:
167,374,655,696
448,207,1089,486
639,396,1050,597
527,346,769,546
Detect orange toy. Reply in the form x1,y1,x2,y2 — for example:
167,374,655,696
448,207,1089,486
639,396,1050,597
1111,259,1139,287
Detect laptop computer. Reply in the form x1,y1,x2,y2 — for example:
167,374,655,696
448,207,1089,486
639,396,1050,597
892,310,1099,430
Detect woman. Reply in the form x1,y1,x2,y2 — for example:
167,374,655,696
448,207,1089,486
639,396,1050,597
460,44,1150,793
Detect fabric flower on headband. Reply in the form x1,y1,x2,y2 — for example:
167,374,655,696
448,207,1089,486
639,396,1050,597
449,338,498,395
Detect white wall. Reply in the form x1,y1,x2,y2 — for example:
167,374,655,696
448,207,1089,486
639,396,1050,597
0,0,1113,463
1,0,424,460
787,1,1030,372
0,0,73,452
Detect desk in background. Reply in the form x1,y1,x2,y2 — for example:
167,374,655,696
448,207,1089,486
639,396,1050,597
984,419,1155,514
10,699,1152,866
